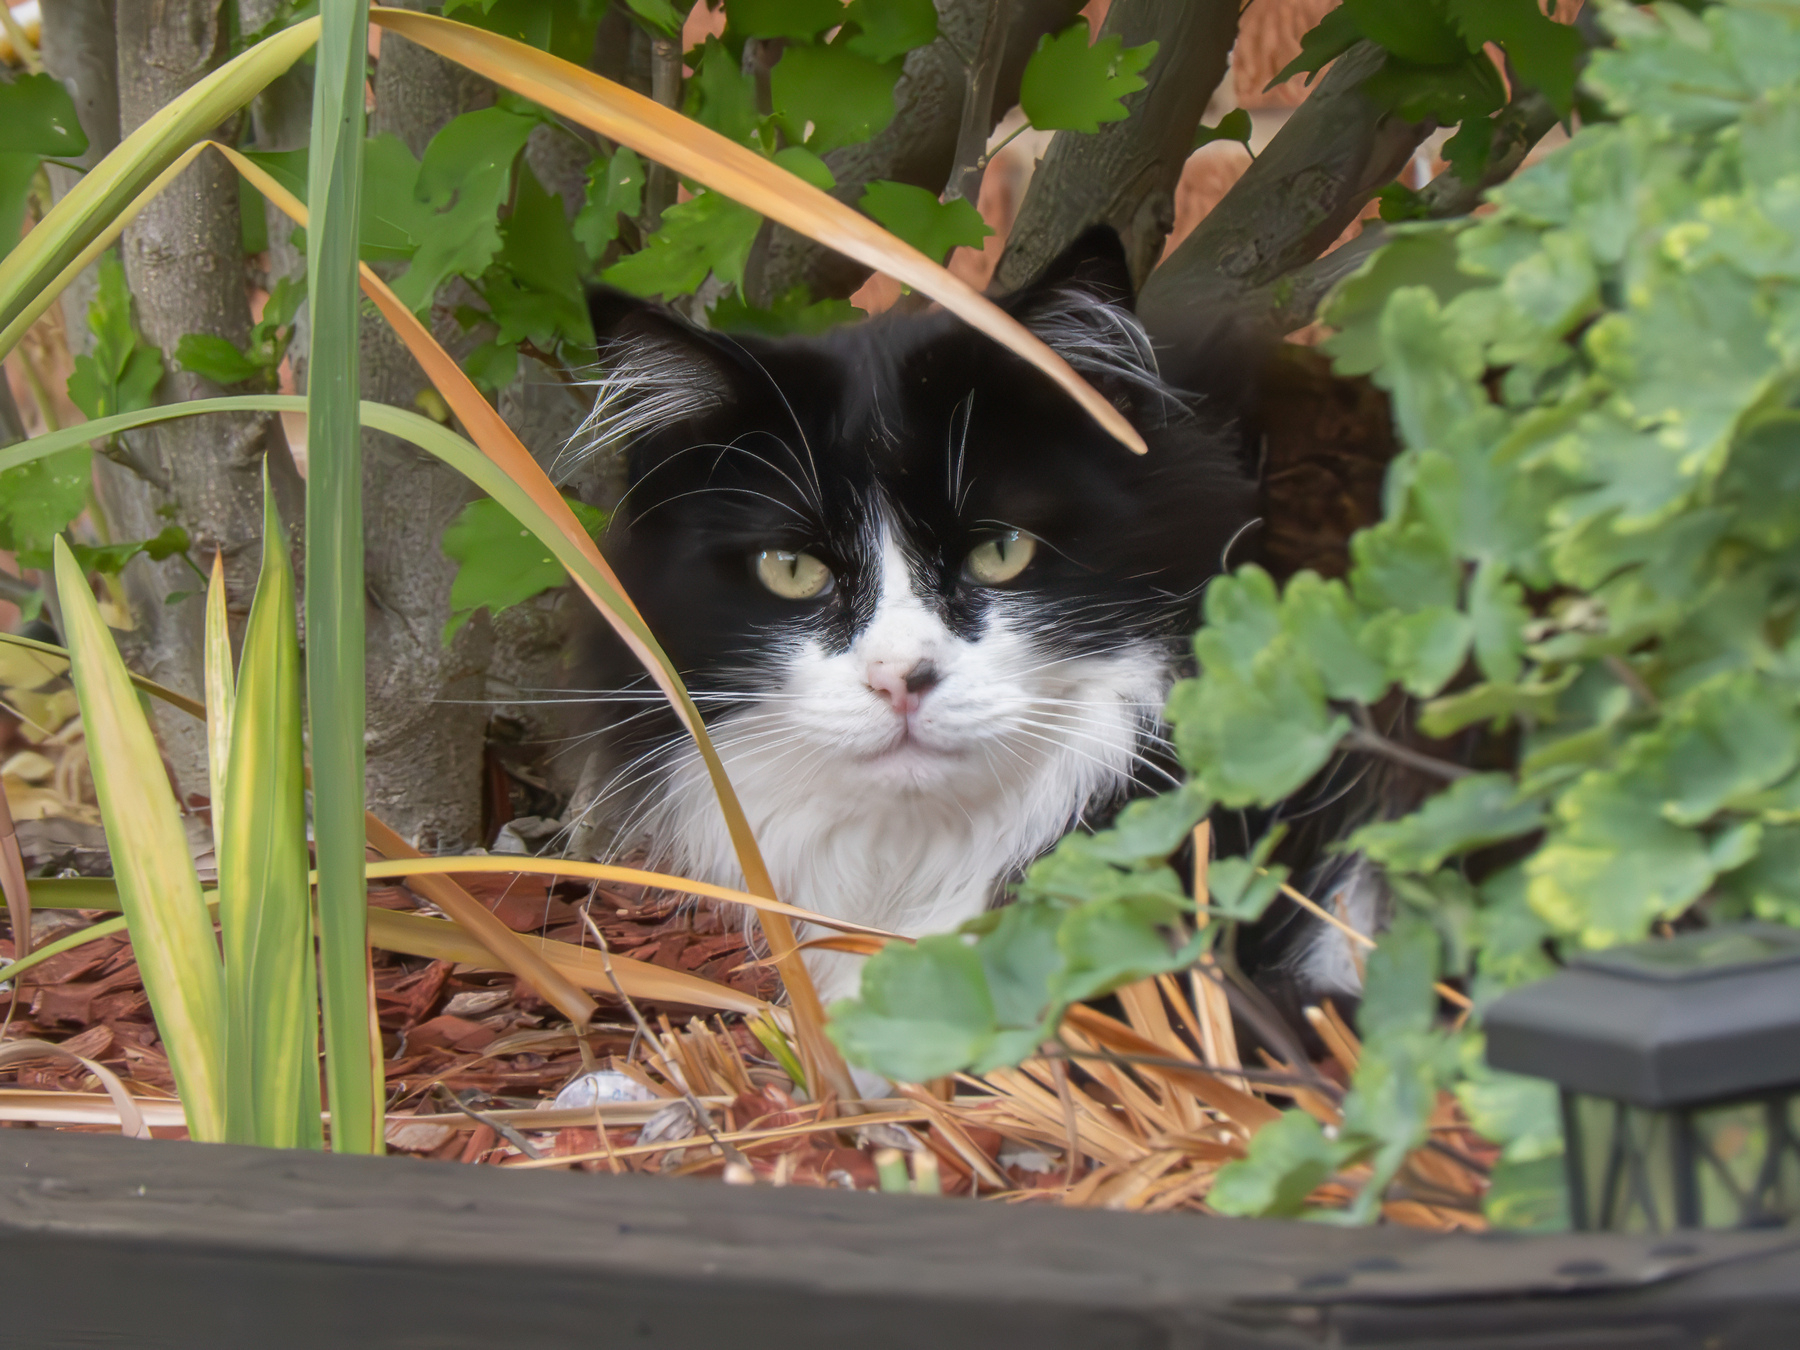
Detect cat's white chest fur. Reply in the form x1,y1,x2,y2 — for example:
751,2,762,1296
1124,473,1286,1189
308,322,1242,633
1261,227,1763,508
616,525,1170,1005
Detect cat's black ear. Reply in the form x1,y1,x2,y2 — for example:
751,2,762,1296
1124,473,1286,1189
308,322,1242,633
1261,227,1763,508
998,227,1178,423
1004,225,1136,310
578,288,748,450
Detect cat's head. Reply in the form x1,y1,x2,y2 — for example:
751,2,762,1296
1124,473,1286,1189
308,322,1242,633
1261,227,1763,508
570,230,1258,825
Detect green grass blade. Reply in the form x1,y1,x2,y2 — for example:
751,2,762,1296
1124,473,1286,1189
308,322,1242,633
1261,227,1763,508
306,0,378,1155
0,19,319,353
218,469,320,1149
204,550,234,864
53,538,227,1143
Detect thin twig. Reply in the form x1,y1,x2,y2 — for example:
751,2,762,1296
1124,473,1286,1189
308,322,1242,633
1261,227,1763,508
435,1085,545,1161
1344,728,1473,782
577,906,750,1170
1047,1049,1082,1187
1039,1045,1344,1100
1279,880,1377,950
1604,654,1660,711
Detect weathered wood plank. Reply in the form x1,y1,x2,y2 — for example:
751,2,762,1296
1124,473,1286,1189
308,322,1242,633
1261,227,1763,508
0,1129,1796,1348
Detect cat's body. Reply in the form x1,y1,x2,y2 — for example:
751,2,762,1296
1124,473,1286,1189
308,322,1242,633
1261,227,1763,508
568,234,1263,1006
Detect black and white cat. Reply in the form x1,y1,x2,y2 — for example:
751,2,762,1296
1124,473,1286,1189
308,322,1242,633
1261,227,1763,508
566,232,1262,1006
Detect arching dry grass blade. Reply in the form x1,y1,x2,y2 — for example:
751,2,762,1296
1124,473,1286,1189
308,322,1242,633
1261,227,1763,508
9,879,767,1017
363,814,598,1030
358,856,902,940
53,539,226,1143
0,20,318,353
216,474,321,1149
365,909,770,1016
365,8,1145,457
0,1040,151,1140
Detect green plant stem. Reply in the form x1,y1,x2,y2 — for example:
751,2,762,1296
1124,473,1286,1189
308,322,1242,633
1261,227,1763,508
306,0,378,1155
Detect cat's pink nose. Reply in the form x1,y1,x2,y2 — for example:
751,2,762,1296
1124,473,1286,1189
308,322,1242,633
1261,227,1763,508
866,659,940,714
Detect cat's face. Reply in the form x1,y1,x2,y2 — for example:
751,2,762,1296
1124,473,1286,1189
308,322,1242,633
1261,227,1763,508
573,237,1257,922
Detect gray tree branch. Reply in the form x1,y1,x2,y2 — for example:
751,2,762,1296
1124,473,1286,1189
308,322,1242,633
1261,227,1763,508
1135,41,1430,344
745,0,1081,306
993,0,1239,294
1243,85,1565,334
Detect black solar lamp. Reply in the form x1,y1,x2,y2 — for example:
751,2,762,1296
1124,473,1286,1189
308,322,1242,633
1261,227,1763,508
1485,924,1800,1232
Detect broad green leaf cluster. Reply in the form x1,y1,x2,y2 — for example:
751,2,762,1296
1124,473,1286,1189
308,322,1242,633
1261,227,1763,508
836,0,1800,1228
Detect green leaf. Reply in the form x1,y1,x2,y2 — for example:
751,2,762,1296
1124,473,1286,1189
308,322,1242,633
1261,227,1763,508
175,333,266,385
1526,771,1720,947
574,147,645,258
1279,573,1390,705
1628,671,1800,827
218,469,318,1148
843,0,938,62
1206,852,1288,924
707,284,859,336
1192,107,1252,151
389,107,537,312
0,152,37,266
1019,21,1159,134
18,525,191,578
0,451,92,558
826,933,996,1083
443,0,601,63
602,189,762,298
1208,1111,1347,1218
55,538,226,1142
1168,641,1350,808
1342,0,1469,67
1352,774,1545,875
684,38,761,147
620,0,683,37
858,180,992,263
1268,5,1361,88
1075,782,1211,867
0,72,90,158
1323,226,1485,377
771,43,901,152
442,492,607,640
1483,1155,1570,1231
484,163,594,352
772,144,836,191
724,0,846,40
1351,520,1463,613
66,252,163,423
1445,0,1584,117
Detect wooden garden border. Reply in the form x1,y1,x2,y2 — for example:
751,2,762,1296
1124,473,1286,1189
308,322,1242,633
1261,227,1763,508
1,1127,1798,1348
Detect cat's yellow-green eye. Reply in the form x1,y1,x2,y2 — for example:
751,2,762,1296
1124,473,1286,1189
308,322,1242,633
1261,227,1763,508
755,549,834,599
964,531,1037,585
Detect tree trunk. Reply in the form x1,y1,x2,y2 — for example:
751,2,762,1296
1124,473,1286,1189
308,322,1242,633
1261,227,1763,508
745,0,1082,305
99,0,306,805
993,0,1238,294
38,0,121,357
352,5,497,851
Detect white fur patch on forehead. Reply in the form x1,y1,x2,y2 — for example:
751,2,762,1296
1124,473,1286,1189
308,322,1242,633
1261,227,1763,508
553,334,731,484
